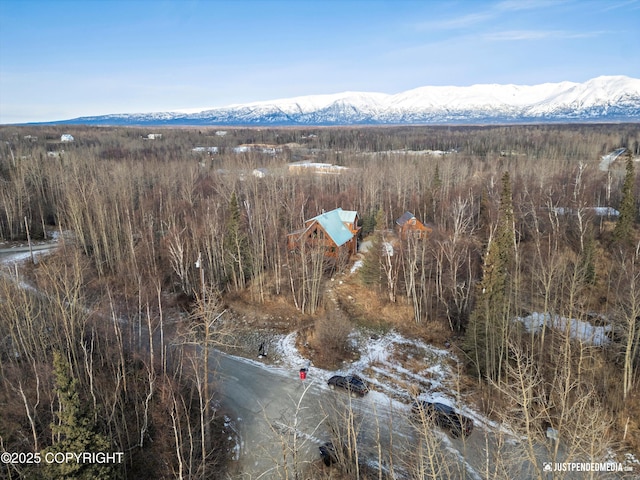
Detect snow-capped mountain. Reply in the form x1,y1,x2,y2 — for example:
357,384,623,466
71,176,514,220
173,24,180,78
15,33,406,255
52,76,640,126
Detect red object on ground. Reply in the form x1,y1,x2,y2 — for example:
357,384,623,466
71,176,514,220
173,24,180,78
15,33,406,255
299,368,307,380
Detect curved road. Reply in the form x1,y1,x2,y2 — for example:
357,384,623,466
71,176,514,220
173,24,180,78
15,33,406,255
209,351,633,480
210,351,508,480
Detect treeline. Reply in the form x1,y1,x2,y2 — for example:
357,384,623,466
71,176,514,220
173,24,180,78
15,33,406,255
1,123,640,477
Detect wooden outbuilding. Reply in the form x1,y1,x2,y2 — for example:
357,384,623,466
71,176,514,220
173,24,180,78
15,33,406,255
395,211,431,240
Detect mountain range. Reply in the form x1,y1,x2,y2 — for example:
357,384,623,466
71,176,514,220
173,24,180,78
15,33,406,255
49,76,640,126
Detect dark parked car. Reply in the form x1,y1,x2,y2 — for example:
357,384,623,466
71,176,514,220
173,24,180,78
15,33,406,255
319,441,355,467
411,401,474,438
327,374,369,397
319,441,338,466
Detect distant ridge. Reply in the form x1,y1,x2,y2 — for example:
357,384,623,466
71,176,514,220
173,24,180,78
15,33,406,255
37,76,640,126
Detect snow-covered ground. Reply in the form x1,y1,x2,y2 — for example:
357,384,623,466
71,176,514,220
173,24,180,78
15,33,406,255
515,312,612,346
270,325,639,473
550,206,620,217
274,328,480,425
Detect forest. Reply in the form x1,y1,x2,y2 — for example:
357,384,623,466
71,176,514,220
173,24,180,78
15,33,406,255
1,123,640,479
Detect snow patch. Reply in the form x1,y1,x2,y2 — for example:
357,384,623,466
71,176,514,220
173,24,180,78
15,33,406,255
551,206,619,217
515,312,612,346
599,147,627,171
350,259,363,273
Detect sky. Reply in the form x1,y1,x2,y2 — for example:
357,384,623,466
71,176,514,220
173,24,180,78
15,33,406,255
1,0,639,124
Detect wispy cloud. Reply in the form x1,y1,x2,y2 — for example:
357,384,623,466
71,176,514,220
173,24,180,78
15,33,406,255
413,0,570,31
484,29,606,41
495,0,570,12
597,0,640,11
414,12,494,31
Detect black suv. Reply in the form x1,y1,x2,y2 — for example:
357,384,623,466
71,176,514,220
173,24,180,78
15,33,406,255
411,401,474,438
327,375,369,397
319,442,338,466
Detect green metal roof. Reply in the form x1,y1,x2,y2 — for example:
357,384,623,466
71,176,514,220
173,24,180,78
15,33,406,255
309,208,355,247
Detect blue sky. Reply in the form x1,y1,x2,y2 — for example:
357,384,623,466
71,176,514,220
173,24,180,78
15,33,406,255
1,0,639,124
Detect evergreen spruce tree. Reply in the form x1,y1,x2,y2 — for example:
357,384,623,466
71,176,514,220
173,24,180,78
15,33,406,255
613,150,637,245
224,192,251,290
429,165,443,220
359,209,386,288
432,164,443,190
464,172,515,382
374,207,386,232
42,351,112,480
359,231,383,288
360,212,376,237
